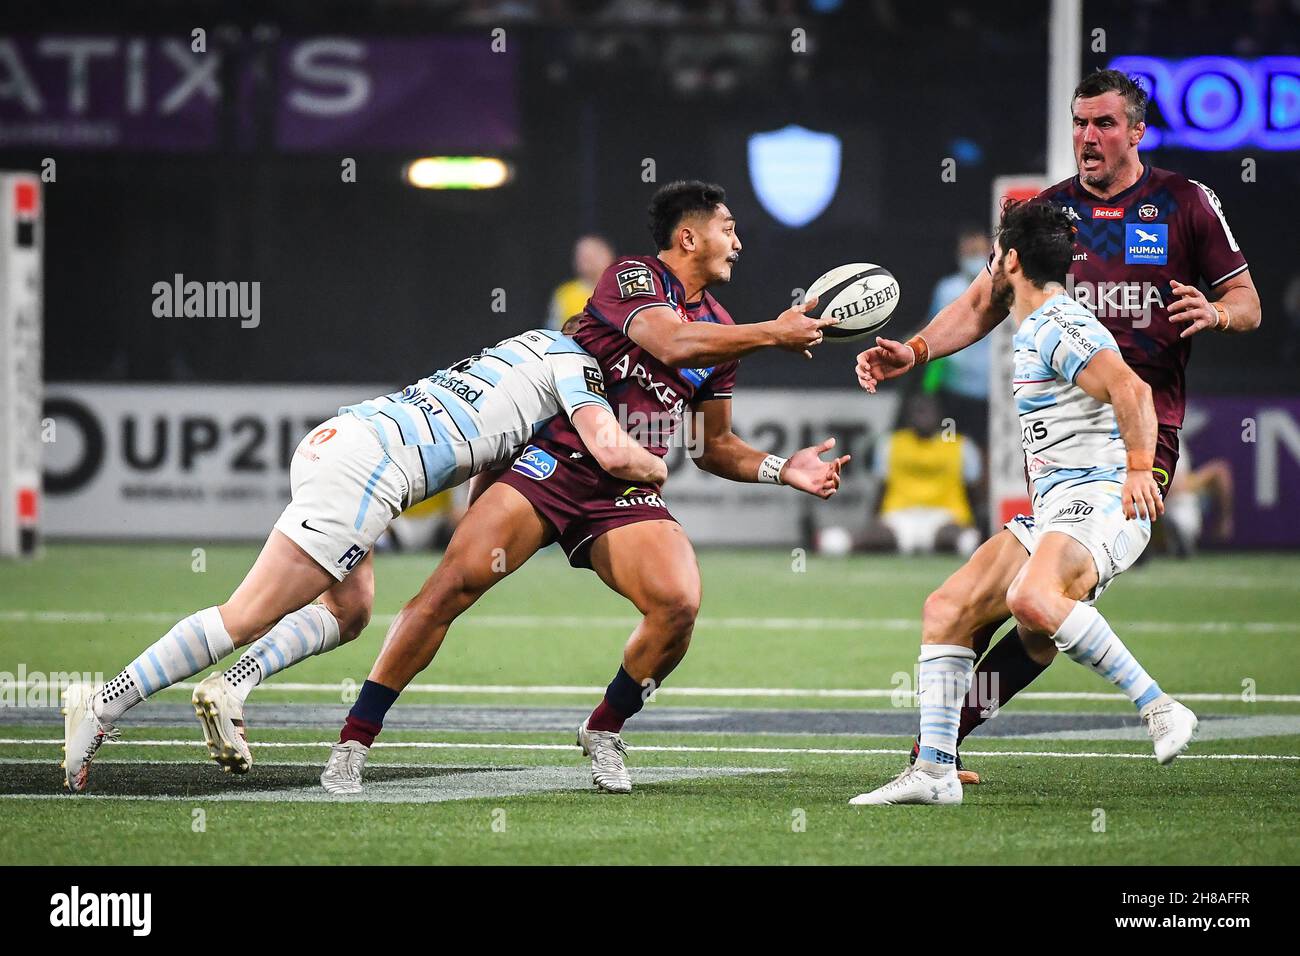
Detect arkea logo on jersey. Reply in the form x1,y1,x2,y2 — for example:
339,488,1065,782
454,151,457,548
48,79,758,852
1124,223,1168,265
609,353,687,416
616,266,655,299
1092,206,1124,219
512,445,557,481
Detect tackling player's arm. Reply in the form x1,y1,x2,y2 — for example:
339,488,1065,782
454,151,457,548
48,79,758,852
855,268,1005,393
689,398,849,499
627,297,837,368
1074,350,1164,522
570,405,668,485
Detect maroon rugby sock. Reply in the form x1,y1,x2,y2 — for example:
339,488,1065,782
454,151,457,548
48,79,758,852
586,666,645,733
957,627,1050,744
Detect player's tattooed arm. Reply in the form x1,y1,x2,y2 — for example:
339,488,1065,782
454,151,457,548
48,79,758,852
690,398,849,498
628,297,836,368
1075,350,1164,522
856,269,1003,392
571,405,668,485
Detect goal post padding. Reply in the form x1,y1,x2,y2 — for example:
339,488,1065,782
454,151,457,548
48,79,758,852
0,172,43,559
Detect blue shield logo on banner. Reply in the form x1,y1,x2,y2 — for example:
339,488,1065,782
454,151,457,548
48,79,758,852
748,125,841,228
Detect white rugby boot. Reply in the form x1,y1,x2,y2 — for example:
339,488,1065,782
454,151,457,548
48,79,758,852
1141,694,1198,765
192,673,252,774
577,719,631,794
61,681,118,793
320,741,369,795
849,761,963,806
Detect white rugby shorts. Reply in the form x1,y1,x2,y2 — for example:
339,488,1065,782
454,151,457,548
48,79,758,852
1005,480,1151,601
273,415,408,581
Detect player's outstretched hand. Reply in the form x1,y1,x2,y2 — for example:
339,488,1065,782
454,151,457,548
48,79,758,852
771,295,838,359
781,437,851,499
1121,469,1165,521
1167,280,1219,338
855,336,916,393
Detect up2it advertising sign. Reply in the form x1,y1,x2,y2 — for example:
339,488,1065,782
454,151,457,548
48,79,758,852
40,383,386,540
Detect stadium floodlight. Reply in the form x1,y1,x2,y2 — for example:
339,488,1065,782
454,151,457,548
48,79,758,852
404,157,512,189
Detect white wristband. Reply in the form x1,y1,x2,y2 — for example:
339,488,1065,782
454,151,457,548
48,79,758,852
758,454,787,484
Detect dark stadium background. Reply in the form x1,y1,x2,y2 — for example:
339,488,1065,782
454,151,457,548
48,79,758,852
6,0,1295,395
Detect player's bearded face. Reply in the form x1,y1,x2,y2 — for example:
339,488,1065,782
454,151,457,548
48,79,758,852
990,246,1014,312
1072,92,1140,192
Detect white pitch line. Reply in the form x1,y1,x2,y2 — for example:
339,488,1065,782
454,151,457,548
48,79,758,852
0,738,1295,761
1,678,1296,703
0,609,1296,635
1,677,1295,703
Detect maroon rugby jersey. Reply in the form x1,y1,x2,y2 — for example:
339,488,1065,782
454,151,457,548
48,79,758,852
1037,165,1248,428
536,255,738,459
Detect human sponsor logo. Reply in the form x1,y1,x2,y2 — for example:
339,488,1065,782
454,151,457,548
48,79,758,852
49,885,152,936
1124,223,1168,265
680,366,715,388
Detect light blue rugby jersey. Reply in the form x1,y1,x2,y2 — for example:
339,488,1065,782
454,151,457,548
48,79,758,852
341,329,612,506
1013,292,1126,500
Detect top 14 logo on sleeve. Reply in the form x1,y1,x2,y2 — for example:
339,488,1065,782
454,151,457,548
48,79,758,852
1124,223,1168,265
616,266,655,299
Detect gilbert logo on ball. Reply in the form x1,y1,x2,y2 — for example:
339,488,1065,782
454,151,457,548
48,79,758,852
803,263,900,343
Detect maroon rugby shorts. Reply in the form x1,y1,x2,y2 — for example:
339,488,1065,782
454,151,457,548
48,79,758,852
496,440,676,568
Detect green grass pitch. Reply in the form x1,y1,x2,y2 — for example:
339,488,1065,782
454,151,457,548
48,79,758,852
1,543,1297,865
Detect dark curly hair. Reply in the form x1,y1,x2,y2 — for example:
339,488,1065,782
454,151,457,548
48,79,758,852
648,180,726,251
996,198,1076,288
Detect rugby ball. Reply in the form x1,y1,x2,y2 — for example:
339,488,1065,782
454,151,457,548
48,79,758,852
805,263,900,343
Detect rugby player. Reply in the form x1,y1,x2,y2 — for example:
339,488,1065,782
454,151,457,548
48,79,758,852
856,70,1260,782
61,328,666,791
851,199,1196,806
320,180,848,795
